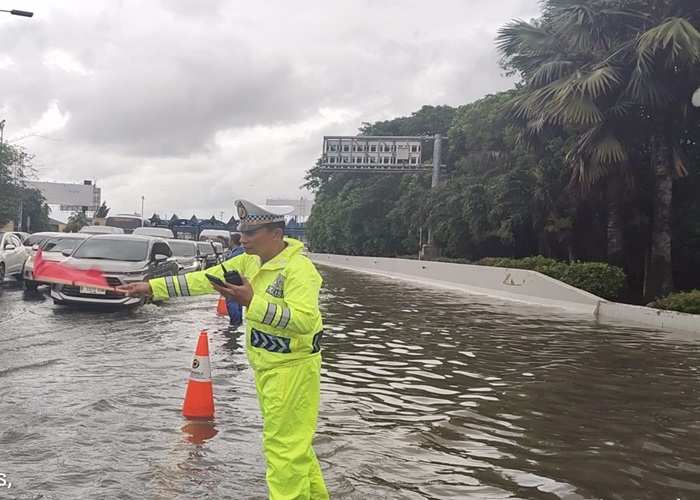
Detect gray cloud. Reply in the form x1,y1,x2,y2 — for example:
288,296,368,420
0,0,541,219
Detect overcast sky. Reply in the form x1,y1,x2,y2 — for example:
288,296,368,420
0,0,540,222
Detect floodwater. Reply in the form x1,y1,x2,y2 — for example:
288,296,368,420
1,266,699,500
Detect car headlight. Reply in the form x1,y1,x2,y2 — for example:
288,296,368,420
26,255,34,262
123,270,148,280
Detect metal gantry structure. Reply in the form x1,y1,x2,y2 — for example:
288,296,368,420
319,134,444,255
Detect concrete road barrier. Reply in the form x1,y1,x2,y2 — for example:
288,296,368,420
309,253,700,335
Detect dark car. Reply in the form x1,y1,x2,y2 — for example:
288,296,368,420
50,235,179,307
196,242,219,270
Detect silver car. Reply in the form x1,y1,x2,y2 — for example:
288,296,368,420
167,239,201,274
50,234,179,307
23,233,91,290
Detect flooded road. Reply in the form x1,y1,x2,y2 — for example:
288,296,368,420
1,266,699,499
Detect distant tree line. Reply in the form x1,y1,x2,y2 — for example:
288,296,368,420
0,143,50,232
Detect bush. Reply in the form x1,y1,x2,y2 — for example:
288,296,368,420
657,290,700,315
557,262,626,300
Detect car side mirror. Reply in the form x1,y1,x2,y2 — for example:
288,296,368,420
154,253,168,263
4,244,16,251
61,249,73,257
32,244,40,251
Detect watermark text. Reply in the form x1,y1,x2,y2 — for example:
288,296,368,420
0,473,11,489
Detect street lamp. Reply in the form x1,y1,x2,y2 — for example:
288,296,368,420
0,9,33,17
0,119,5,144
141,196,145,218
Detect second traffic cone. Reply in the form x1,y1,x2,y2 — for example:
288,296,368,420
182,331,215,419
216,296,227,316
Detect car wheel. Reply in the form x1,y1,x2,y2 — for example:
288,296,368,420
0,263,5,283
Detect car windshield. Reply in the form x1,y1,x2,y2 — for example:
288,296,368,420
72,239,148,262
25,234,54,247
197,243,214,255
43,237,86,253
169,241,196,257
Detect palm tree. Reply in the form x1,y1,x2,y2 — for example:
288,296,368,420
64,210,89,233
497,0,700,302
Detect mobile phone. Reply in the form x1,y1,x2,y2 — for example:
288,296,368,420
205,274,226,287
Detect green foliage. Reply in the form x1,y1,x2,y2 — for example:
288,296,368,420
0,143,48,230
557,262,626,300
657,290,700,315
0,144,22,227
64,211,89,233
496,0,700,301
305,0,700,303
21,188,51,232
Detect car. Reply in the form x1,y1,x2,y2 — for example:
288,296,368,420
196,241,219,269
167,239,202,274
23,233,91,290
133,227,175,238
199,229,232,246
50,234,179,307
78,225,125,235
21,232,62,258
0,232,28,283
11,231,30,243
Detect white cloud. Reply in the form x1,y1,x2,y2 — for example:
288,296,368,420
0,0,541,219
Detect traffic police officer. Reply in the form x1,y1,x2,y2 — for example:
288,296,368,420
118,199,329,500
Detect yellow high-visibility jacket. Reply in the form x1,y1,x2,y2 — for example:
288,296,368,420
149,238,323,371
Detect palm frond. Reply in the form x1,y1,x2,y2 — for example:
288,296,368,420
637,17,700,70
530,60,576,87
576,65,622,99
547,90,604,125
496,19,562,57
672,143,691,177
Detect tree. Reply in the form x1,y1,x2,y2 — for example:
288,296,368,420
21,188,51,232
305,106,455,256
0,143,22,227
496,0,700,301
0,142,46,231
64,210,89,233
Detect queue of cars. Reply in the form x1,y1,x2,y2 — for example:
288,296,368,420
0,231,229,309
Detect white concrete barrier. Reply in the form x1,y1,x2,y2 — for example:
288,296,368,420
309,253,700,334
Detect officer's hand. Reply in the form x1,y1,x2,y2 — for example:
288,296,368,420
116,282,153,297
212,275,253,307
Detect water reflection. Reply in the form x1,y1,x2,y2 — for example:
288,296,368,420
316,266,700,499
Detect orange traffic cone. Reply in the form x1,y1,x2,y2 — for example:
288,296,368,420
216,296,227,316
182,331,215,419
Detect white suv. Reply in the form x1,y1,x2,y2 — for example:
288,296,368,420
0,232,28,283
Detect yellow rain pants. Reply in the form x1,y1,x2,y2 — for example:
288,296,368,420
255,356,328,500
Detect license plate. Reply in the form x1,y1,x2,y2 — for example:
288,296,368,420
80,286,106,295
